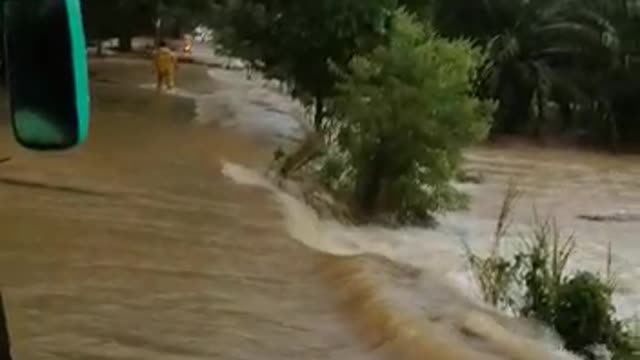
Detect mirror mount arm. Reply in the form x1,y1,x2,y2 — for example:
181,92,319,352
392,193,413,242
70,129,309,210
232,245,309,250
0,293,13,360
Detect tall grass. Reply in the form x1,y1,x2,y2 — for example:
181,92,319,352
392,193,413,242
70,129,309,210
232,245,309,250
465,182,638,359
464,181,522,311
629,317,640,359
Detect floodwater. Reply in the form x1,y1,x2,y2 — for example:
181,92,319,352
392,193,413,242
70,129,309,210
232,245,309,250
0,55,635,360
199,58,640,320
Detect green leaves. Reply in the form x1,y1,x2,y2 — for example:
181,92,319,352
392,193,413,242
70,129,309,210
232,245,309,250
429,0,624,140
328,10,493,222
213,0,395,129
467,194,635,359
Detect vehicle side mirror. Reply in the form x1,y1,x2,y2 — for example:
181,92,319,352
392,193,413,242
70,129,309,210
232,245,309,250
3,0,90,150
0,294,11,360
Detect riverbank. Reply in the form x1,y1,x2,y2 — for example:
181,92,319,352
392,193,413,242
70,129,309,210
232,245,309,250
178,45,640,319
128,57,588,359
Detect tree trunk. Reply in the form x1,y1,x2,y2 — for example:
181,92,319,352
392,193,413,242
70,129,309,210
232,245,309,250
313,96,325,131
607,111,619,154
533,90,545,140
0,294,12,360
96,39,104,57
560,102,572,132
357,145,386,217
155,20,162,47
0,56,5,86
171,24,182,39
154,0,162,47
118,35,133,52
0,33,4,86
279,133,324,177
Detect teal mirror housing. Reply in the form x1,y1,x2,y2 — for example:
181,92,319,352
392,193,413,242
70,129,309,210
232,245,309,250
3,0,90,150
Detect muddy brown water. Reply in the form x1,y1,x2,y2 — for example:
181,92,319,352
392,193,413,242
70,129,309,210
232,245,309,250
460,146,640,315
0,59,632,360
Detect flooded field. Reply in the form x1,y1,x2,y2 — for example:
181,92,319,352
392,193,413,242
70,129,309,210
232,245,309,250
0,56,635,360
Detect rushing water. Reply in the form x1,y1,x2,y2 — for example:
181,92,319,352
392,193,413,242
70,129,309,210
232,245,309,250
202,58,640,320
0,53,635,360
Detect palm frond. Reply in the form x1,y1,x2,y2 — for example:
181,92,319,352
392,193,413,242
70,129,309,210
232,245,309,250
487,32,520,62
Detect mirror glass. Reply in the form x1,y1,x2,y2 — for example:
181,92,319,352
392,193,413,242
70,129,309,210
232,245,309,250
3,0,90,150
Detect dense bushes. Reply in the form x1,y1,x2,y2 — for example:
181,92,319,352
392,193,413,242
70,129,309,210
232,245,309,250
316,10,494,223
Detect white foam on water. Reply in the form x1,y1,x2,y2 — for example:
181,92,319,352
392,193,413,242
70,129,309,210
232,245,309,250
220,159,274,189
138,83,201,99
220,160,581,360
207,57,640,318
202,68,307,147
202,56,636,358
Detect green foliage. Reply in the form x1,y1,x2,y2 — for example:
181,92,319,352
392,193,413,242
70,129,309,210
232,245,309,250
210,0,396,129
327,10,494,223
473,0,619,137
416,0,640,149
519,216,577,325
630,321,640,360
466,187,637,359
467,253,523,310
555,272,634,359
465,182,522,309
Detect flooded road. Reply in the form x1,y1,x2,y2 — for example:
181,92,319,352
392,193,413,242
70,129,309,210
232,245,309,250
0,61,369,359
0,57,634,360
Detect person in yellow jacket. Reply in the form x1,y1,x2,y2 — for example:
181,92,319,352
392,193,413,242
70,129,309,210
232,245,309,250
152,40,177,91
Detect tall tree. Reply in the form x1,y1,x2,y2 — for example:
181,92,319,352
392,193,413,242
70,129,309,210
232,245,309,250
468,0,619,137
82,0,155,51
329,10,494,222
212,0,396,130
156,0,213,42
82,0,213,51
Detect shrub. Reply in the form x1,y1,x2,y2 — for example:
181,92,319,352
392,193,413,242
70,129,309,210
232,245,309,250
554,272,633,359
465,181,522,310
518,215,576,326
326,9,494,224
466,185,637,359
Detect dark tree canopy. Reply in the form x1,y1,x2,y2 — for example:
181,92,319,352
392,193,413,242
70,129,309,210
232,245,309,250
82,0,213,50
212,0,396,130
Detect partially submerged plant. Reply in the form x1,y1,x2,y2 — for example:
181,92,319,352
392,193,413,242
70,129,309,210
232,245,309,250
465,180,522,311
519,213,576,324
465,181,636,359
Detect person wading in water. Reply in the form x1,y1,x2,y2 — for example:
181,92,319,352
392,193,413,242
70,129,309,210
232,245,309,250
152,40,177,92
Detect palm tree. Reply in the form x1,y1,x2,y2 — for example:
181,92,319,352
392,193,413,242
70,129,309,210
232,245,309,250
474,0,619,137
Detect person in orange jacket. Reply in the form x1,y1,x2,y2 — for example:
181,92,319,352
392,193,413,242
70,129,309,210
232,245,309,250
152,40,177,91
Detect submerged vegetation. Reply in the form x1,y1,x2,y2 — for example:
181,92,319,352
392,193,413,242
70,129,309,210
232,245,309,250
466,184,639,360
265,10,493,225
320,11,494,223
